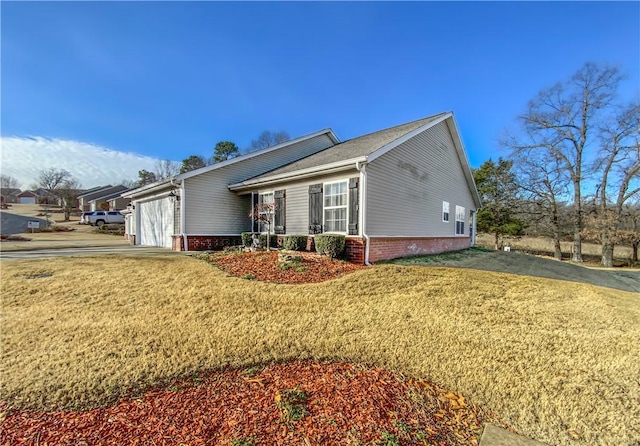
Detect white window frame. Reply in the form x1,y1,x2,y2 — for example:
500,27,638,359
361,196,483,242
442,201,450,222
257,191,274,233
323,180,348,234
455,205,465,235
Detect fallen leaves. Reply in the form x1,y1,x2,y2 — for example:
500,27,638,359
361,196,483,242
0,361,491,445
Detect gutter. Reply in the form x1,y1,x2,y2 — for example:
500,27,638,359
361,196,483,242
177,179,188,252
355,161,371,266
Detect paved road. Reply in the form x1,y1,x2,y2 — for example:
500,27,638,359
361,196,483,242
0,211,49,235
0,245,181,260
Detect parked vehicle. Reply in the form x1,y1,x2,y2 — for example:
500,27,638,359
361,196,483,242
80,211,124,227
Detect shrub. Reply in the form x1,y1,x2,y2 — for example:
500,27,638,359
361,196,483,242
93,224,124,236
283,235,308,251
241,232,253,247
258,234,277,249
314,234,346,258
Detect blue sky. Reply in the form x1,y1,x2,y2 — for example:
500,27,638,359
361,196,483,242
2,1,639,180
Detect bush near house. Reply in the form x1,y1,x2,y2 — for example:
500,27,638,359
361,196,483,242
241,232,253,247
240,232,277,249
314,234,346,258
283,235,308,251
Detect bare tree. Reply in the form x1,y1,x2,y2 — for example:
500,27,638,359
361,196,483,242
0,174,20,190
37,168,72,192
513,150,571,259
120,178,139,189
505,63,623,262
590,102,640,266
155,159,181,180
250,131,290,151
57,178,82,221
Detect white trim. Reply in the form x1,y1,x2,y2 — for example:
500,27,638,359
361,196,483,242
363,235,470,238
229,157,366,191
182,234,243,237
455,205,466,236
366,112,452,163
180,180,188,251
445,116,482,209
177,128,340,181
122,180,173,199
442,201,450,222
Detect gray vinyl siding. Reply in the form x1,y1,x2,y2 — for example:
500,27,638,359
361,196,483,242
366,121,476,237
254,171,359,235
184,134,334,234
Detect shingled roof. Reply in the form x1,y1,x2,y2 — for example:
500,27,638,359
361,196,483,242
242,113,448,181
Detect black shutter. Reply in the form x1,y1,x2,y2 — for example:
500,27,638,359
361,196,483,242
348,177,359,235
308,184,323,234
274,190,286,234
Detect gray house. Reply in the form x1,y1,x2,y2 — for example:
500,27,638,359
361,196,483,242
122,112,481,263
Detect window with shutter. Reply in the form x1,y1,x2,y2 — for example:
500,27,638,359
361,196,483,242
274,190,285,234
308,184,323,234
348,177,359,235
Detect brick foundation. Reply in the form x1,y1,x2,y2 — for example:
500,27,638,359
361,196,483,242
170,234,468,264
368,236,470,263
345,237,366,264
172,235,242,251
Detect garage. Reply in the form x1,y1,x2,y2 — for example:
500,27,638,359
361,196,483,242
138,197,174,248
19,196,36,204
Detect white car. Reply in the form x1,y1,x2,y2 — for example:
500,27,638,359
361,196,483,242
80,211,125,227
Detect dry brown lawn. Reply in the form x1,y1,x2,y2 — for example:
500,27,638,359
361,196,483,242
477,233,633,261
1,255,638,445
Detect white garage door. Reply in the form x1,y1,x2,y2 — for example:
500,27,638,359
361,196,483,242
19,197,36,204
138,197,174,248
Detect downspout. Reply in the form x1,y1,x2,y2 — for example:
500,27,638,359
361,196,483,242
355,161,371,266
177,179,188,252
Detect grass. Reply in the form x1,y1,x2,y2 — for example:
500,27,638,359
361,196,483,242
1,255,638,445
476,233,633,263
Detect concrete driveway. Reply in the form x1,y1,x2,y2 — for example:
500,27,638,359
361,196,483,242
0,245,181,260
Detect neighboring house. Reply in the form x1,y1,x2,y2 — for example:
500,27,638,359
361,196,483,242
0,188,21,204
16,190,39,204
123,112,481,263
77,185,128,211
33,188,63,205
87,189,131,211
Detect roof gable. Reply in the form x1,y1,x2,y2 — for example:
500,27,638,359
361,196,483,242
228,112,481,208
175,128,339,181
248,113,448,179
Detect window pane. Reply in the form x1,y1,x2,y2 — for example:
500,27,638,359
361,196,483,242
324,208,347,232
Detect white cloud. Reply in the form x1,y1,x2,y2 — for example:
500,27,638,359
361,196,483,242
0,136,165,189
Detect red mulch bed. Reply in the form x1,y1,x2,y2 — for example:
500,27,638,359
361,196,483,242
200,250,367,284
0,361,492,445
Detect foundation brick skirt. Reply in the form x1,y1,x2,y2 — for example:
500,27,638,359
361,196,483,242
172,235,242,251
368,237,470,263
